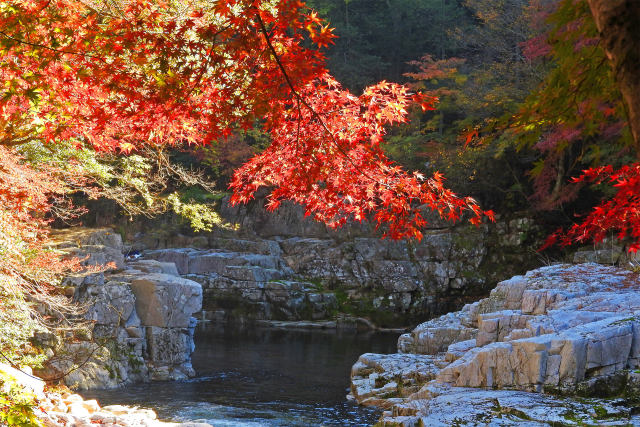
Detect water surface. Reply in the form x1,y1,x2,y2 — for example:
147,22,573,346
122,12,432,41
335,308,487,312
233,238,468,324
83,323,400,426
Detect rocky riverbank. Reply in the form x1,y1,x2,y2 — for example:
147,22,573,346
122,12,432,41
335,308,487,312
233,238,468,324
121,197,543,326
0,363,212,427
349,263,640,425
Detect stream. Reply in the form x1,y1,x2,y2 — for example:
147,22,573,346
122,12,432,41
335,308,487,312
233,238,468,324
81,323,400,426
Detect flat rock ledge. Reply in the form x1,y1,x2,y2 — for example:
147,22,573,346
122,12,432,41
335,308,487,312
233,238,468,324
349,263,640,426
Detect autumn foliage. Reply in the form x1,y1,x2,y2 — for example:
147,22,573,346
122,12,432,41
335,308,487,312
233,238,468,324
230,75,491,239
1,0,328,151
0,0,492,245
0,0,499,353
542,164,640,252
514,0,640,251
514,0,630,213
0,146,71,282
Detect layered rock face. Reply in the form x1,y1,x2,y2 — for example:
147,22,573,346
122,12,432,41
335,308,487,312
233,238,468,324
350,263,640,425
42,229,202,390
132,199,539,326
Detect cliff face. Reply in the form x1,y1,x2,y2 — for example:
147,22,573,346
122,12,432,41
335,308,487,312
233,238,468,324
40,228,203,390
130,198,542,326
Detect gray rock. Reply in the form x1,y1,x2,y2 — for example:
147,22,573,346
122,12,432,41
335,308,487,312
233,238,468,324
130,273,202,328
144,249,195,275
397,311,477,354
127,259,180,276
350,353,445,407
379,386,638,426
145,327,193,365
48,229,205,390
78,282,136,326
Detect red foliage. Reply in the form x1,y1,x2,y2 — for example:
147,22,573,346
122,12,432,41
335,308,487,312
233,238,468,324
230,76,493,239
521,33,552,60
0,146,83,284
542,164,640,251
0,0,493,240
404,55,465,82
534,126,582,153
1,0,331,151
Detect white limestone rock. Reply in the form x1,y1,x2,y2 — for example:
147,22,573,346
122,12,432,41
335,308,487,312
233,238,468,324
37,391,214,427
397,311,477,354
379,387,638,426
351,263,640,424
0,363,45,398
350,353,445,407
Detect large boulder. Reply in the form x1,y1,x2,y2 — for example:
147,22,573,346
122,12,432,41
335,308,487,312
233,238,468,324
42,229,204,391
77,281,136,326
130,273,202,328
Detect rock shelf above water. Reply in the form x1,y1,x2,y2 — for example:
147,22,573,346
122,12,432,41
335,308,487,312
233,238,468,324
44,228,203,390
350,263,640,426
131,208,542,326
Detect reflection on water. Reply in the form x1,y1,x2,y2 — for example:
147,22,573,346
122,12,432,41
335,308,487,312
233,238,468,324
81,323,400,426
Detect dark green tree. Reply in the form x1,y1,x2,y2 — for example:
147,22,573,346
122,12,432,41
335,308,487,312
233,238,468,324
306,0,473,91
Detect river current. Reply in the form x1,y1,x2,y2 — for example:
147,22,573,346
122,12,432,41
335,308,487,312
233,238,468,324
82,323,400,426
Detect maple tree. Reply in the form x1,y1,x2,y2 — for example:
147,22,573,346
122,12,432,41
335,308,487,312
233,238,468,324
1,0,492,242
514,0,630,211
509,0,640,252
542,164,640,252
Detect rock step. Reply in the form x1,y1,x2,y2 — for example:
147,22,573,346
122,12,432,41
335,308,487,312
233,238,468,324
350,263,640,425
190,265,286,282
397,309,478,355
223,265,285,282
378,386,640,426
186,272,338,321
350,353,446,408
438,314,640,391
208,237,282,256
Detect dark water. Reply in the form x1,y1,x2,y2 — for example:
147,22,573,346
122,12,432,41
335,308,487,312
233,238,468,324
81,323,400,426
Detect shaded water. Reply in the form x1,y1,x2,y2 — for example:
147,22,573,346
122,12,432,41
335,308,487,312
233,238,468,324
82,323,400,426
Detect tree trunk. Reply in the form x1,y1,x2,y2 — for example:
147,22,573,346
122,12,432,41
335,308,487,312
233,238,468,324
587,0,640,148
